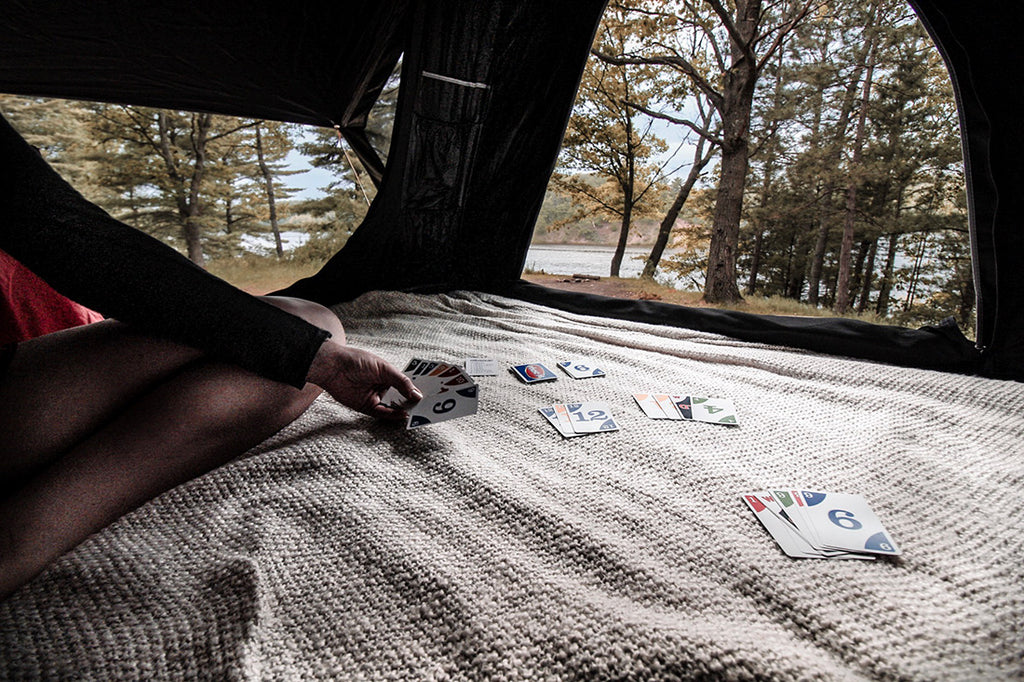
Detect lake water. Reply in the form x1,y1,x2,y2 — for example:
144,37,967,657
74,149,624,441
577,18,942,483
524,244,686,287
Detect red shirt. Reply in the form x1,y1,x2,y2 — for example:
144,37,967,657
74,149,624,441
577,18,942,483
0,247,103,345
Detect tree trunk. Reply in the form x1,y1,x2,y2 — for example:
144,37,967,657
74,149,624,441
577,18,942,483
875,233,899,316
747,230,764,295
255,124,284,258
834,18,878,314
849,238,871,309
807,9,877,306
642,137,712,279
609,114,636,278
610,197,633,278
903,233,928,311
807,213,830,306
702,0,760,304
157,111,210,267
856,238,878,314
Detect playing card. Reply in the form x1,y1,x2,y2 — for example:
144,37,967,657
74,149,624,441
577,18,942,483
633,393,668,419
464,358,498,376
689,397,739,425
407,383,478,428
742,493,828,558
795,490,901,556
409,359,441,377
744,492,875,560
511,362,558,383
383,359,479,429
653,394,682,420
670,395,693,420
564,402,619,433
552,403,577,433
539,406,583,438
557,360,606,379
770,488,820,547
410,364,465,395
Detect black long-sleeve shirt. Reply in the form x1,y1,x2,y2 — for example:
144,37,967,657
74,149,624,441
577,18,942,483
0,114,329,388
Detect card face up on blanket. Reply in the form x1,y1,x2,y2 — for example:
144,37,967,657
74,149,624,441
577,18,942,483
742,489,901,559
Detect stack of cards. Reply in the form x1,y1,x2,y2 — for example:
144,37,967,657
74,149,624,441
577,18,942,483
741,489,902,559
633,393,739,425
382,358,478,429
539,402,619,438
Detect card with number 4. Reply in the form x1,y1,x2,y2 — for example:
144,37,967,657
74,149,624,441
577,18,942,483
633,392,739,426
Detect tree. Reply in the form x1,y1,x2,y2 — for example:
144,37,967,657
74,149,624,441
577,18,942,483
87,106,263,265
554,5,671,278
0,95,108,204
595,0,814,302
293,68,400,247
834,3,880,314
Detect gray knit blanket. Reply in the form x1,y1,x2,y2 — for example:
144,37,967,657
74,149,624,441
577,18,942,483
3,291,1023,680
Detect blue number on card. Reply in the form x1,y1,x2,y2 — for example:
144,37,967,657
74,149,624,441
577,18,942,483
828,509,863,530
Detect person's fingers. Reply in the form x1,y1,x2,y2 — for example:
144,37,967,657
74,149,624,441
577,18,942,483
379,363,422,403
371,405,408,421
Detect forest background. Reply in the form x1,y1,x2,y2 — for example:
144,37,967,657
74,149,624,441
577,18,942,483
0,0,972,334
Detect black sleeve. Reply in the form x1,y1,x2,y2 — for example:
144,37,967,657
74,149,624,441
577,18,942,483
0,114,329,388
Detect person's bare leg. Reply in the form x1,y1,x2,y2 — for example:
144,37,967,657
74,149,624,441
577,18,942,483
0,296,345,600
0,321,204,486
0,295,342,489
0,360,323,599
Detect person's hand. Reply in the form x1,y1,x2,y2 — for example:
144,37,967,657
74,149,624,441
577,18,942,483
306,340,421,420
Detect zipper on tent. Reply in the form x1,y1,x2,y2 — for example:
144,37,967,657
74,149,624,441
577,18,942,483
421,71,490,89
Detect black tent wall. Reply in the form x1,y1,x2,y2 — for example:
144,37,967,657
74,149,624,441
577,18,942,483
0,0,1020,381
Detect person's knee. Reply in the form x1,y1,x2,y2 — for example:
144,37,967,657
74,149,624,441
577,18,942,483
259,296,346,345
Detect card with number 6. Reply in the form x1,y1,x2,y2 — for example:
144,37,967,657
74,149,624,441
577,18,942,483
796,490,901,556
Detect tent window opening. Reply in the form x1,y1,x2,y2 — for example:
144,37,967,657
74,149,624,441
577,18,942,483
0,76,402,292
528,0,972,339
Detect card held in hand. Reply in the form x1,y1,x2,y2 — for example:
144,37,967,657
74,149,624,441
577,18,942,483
383,359,479,429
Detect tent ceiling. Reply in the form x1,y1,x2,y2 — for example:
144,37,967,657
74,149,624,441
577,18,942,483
0,1,409,129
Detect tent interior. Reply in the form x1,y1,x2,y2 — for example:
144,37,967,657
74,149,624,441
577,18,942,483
1,1,1023,679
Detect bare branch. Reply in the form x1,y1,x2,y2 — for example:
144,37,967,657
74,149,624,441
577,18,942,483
622,100,725,147
591,48,724,110
703,0,757,66
754,0,818,74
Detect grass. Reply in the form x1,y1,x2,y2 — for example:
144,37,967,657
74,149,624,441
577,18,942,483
211,255,889,324
207,255,321,295
521,272,889,324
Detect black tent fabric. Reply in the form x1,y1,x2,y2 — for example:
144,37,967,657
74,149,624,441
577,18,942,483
0,0,1020,381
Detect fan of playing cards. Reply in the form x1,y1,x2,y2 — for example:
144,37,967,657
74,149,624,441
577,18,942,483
539,402,619,438
383,359,479,429
742,489,901,559
634,393,739,425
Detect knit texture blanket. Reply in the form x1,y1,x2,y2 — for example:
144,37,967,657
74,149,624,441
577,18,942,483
3,291,1023,680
